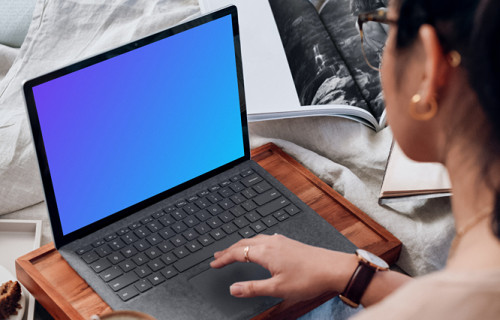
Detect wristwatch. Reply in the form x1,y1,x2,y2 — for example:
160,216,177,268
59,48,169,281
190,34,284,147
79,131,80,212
339,249,389,308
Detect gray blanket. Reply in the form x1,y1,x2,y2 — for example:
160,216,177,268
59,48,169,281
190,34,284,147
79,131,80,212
0,0,454,277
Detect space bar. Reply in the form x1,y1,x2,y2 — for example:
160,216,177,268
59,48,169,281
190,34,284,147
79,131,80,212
174,233,242,272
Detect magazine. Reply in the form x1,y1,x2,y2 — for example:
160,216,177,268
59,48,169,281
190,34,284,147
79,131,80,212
199,0,389,130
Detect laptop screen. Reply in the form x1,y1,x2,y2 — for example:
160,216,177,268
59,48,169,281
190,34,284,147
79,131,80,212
29,14,245,236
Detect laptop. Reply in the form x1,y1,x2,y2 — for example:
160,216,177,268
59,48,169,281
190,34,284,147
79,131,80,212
23,6,356,320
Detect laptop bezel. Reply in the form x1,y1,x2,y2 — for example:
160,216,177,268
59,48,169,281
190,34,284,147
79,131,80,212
23,6,250,249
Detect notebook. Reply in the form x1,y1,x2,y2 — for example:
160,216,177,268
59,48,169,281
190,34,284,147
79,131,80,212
23,6,356,320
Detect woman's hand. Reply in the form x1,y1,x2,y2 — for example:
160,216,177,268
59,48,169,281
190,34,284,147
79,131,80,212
210,234,357,304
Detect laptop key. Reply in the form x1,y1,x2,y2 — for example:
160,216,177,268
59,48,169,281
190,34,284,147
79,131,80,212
197,190,210,197
208,194,222,203
160,252,177,265
121,233,138,245
129,222,142,230
134,227,151,239
145,247,160,260
148,272,166,285
230,193,246,204
219,198,235,210
117,227,130,236
174,233,242,272
82,251,100,264
173,246,189,259
135,279,153,293
262,216,279,228
108,239,126,251
158,240,174,253
159,214,175,227
183,216,200,228
109,272,139,292
135,265,152,278
207,204,223,216
230,205,246,217
256,197,290,217
171,210,186,221
76,245,92,255
118,260,136,273
140,216,153,224
239,227,256,238
219,211,235,223
147,258,165,272
146,234,162,246
242,200,257,212
241,174,263,187
229,181,244,192
100,266,123,282
104,233,117,241
171,235,186,247
241,188,257,199
176,200,188,208
285,205,301,216
195,222,210,235
245,211,261,223
195,210,210,222
240,169,254,177
152,210,165,219
117,285,139,301
186,240,202,253
92,239,106,248
90,258,112,273
251,221,267,233
132,253,148,266
254,189,281,206
108,252,125,265
206,216,222,228
234,216,250,229
222,222,238,234
275,212,290,222
95,244,112,258
198,234,215,247
210,228,226,241
159,227,174,240
133,239,151,252
219,187,234,199
146,222,161,233
253,181,272,194
183,204,199,214
183,229,199,241
171,221,188,233
161,266,178,280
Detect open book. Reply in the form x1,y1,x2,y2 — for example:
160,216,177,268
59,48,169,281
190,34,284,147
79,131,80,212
199,0,388,131
379,142,452,203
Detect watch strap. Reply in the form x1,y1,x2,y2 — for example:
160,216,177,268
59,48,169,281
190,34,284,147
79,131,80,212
339,261,376,308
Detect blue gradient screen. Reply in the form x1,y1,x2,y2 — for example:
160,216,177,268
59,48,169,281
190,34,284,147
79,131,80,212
32,15,245,235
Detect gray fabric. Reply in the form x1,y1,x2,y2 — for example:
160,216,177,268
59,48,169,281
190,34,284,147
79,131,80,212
0,0,454,284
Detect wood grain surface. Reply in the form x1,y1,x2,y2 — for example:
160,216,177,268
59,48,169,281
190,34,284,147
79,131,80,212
16,143,401,320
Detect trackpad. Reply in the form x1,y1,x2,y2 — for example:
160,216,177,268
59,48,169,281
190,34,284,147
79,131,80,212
189,262,282,317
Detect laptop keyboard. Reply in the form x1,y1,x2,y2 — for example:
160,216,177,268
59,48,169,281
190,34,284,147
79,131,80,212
75,168,301,302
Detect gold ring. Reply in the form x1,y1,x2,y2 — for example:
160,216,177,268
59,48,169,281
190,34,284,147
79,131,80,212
243,246,250,263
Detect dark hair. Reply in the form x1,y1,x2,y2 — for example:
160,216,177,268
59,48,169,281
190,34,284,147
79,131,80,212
395,0,500,237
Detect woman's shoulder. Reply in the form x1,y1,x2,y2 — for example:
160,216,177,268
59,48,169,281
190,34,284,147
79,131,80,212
350,268,500,320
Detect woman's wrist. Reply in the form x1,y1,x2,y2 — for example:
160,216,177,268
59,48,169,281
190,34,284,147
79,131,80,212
322,250,359,294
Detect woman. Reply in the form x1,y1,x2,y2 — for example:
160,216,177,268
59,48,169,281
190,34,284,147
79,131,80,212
211,0,500,318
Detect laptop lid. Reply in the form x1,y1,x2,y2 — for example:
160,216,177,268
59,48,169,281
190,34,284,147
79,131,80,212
23,6,250,249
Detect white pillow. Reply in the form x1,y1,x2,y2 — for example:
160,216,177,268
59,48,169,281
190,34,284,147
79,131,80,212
0,0,36,48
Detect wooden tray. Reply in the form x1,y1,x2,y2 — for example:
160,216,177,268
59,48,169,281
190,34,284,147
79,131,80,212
16,143,401,320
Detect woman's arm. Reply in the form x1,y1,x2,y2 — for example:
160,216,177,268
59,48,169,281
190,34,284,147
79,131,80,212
210,234,411,307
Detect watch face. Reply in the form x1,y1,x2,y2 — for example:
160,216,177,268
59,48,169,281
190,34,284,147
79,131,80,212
357,249,389,269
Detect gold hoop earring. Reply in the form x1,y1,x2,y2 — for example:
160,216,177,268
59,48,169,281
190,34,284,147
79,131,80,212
409,94,438,121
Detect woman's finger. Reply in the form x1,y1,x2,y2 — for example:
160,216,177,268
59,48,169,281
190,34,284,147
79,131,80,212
211,242,265,268
229,277,281,298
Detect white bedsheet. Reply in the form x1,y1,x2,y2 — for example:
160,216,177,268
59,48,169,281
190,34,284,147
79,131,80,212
0,0,454,277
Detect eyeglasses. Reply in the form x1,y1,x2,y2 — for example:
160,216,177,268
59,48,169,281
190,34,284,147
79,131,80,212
357,8,397,71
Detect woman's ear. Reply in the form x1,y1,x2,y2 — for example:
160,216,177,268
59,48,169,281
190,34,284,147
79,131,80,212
417,25,448,103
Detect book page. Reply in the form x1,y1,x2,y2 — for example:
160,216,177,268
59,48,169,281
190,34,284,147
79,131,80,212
381,142,452,197
199,0,301,113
